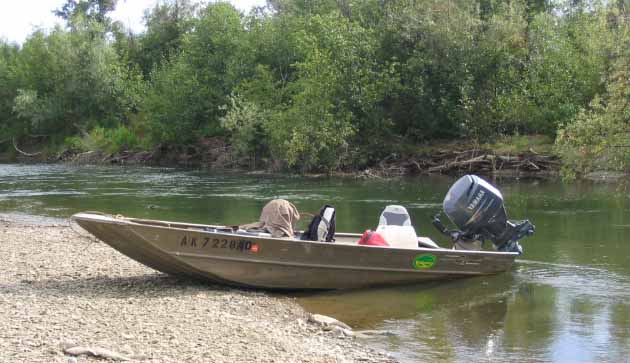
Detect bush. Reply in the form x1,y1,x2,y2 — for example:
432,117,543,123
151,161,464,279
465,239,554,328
64,125,139,154
63,135,89,153
108,126,139,152
220,94,269,168
555,55,630,179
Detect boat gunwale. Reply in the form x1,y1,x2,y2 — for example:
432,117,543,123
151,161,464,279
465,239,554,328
72,212,519,258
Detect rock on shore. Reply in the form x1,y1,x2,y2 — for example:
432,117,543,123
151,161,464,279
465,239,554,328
0,215,394,362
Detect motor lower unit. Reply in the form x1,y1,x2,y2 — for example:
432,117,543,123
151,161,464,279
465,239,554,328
433,175,534,254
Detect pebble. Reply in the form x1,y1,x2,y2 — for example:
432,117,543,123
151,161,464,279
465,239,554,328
0,215,395,363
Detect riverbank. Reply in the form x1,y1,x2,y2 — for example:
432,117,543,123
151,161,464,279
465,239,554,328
0,214,394,362
2,136,567,179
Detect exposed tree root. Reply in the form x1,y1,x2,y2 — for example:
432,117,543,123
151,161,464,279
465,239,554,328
12,138,43,157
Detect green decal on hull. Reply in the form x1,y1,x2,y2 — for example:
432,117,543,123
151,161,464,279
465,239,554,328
413,254,437,269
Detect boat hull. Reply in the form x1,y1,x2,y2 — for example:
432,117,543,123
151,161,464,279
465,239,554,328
72,212,518,290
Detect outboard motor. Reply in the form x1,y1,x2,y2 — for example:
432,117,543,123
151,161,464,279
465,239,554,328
432,175,534,254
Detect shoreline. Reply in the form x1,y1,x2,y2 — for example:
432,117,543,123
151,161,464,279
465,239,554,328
3,145,564,180
0,214,394,362
4,142,629,184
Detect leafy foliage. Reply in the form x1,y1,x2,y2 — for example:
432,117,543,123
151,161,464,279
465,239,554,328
0,0,628,175
555,14,630,179
220,93,269,168
64,125,139,153
132,0,198,77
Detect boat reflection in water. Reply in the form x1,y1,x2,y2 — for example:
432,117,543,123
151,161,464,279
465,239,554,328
297,261,630,362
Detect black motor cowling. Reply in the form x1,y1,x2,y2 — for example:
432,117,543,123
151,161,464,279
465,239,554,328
433,175,534,254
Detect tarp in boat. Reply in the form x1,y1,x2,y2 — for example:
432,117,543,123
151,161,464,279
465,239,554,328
240,199,300,238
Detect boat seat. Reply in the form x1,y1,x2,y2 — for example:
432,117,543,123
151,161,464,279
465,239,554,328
376,205,439,249
378,205,413,227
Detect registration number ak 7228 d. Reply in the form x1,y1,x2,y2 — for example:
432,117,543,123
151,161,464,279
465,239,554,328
178,235,259,253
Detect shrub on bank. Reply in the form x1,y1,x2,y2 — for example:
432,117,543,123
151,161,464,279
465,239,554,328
64,126,140,155
555,57,630,180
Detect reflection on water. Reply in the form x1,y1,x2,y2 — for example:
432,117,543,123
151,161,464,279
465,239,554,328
297,261,630,362
1,164,629,362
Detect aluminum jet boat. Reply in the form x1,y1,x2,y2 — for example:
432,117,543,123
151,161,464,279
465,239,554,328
72,175,534,290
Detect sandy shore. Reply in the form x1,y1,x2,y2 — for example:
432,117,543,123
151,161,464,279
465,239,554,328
0,214,394,362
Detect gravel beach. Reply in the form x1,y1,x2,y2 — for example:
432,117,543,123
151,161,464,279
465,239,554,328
0,214,394,363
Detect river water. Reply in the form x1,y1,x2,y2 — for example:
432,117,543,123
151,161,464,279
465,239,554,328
1,164,629,362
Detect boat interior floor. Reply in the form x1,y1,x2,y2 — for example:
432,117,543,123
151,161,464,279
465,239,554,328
123,217,441,249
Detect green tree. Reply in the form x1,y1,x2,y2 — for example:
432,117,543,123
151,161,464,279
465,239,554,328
0,41,20,147
54,0,117,25
375,0,482,140
1,0,627,176
266,0,339,16
263,13,383,171
144,56,203,144
134,0,197,77
143,2,251,145
220,91,270,168
10,25,140,144
555,6,630,178
519,11,608,134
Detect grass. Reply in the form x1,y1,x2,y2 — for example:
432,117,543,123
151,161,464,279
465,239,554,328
395,135,556,156
481,135,555,154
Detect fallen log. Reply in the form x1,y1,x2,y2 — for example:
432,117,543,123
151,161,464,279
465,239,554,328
527,160,541,170
374,148,560,176
12,138,42,157
427,154,491,173
408,159,422,172
497,155,520,162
